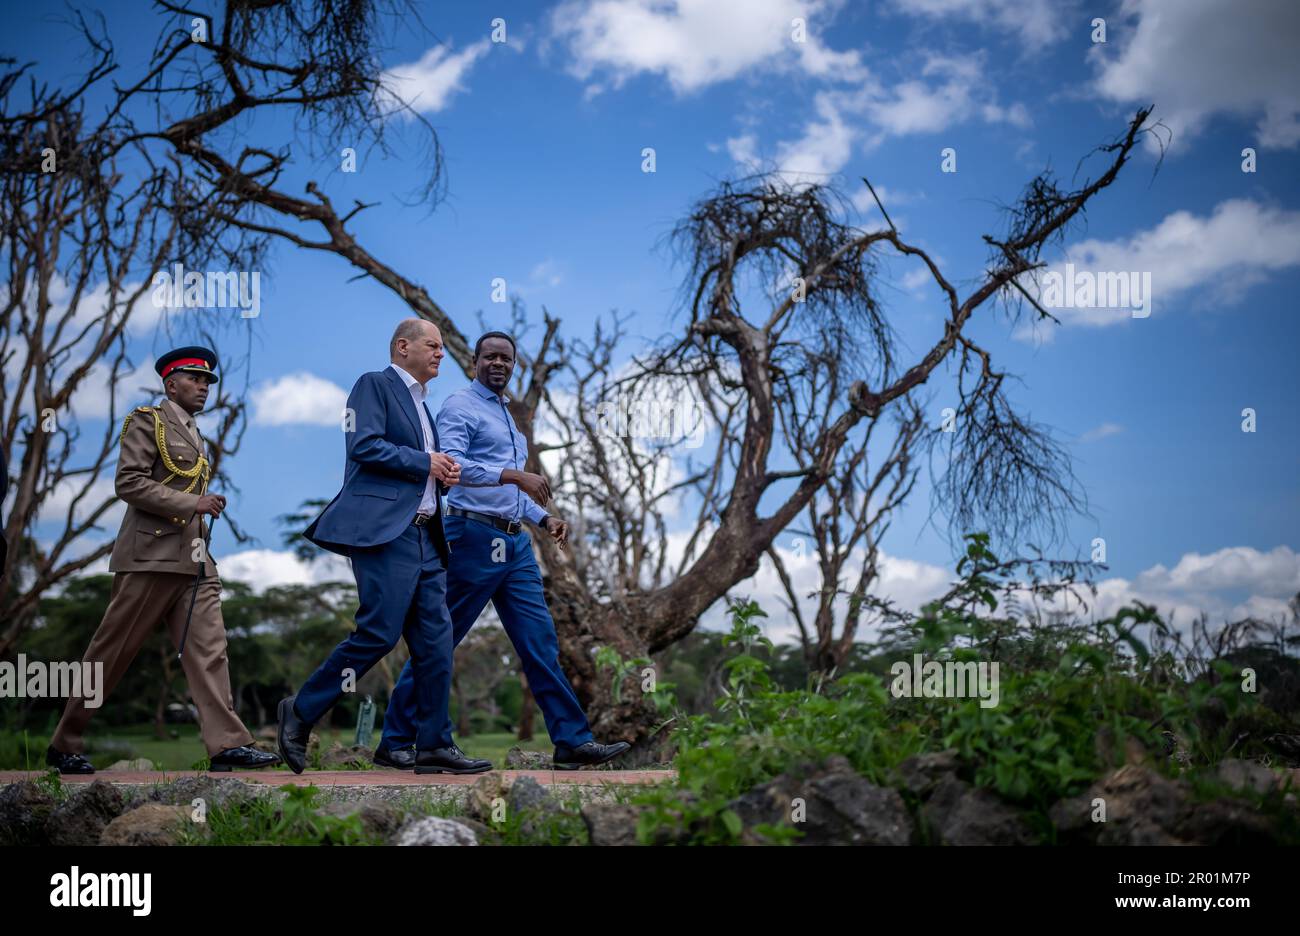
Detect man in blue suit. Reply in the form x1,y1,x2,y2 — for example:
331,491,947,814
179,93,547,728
277,319,491,775
377,331,630,770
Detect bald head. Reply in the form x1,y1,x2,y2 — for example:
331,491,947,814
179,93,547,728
389,318,444,384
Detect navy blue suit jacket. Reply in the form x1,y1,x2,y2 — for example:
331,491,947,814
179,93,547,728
305,366,449,562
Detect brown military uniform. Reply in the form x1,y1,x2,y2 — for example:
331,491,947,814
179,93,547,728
51,399,253,757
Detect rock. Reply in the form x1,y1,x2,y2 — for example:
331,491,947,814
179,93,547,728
1179,797,1278,846
104,758,158,772
0,781,58,846
508,775,557,814
1050,764,1288,846
1264,733,1300,763
1215,758,1279,796
505,746,553,770
46,780,126,846
467,772,510,822
921,774,1034,845
895,750,962,797
1051,765,1186,845
731,755,913,845
100,805,198,846
319,743,374,770
393,816,478,846
318,801,403,839
581,803,643,846
508,775,567,838
144,776,259,811
446,816,492,839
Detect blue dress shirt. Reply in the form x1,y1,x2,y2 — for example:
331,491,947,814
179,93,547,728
437,378,548,526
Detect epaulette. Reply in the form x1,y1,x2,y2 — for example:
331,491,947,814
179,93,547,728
120,405,159,443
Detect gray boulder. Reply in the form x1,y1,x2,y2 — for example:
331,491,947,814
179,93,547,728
393,816,479,846
0,781,58,846
731,755,913,845
47,780,126,846
921,774,1034,845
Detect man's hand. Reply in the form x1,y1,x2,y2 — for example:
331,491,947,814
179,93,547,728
502,469,551,507
544,515,569,550
430,453,461,487
195,493,226,518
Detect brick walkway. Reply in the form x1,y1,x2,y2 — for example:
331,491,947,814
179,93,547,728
0,768,674,787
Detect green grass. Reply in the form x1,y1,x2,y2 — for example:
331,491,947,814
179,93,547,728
1,724,555,771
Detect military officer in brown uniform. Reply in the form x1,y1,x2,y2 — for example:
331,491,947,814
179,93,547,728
46,347,279,774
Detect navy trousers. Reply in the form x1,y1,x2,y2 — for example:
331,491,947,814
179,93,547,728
295,522,454,752
380,515,594,750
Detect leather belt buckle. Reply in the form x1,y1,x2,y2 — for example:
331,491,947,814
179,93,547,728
504,519,521,535
413,513,432,527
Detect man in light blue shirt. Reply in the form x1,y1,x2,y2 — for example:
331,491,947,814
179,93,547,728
377,331,630,769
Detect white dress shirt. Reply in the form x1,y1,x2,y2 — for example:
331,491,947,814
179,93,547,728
388,362,438,517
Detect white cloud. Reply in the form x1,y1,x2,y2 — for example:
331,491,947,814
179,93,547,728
67,361,160,422
729,91,854,183
1073,547,1300,633
708,541,1300,645
217,548,352,592
1136,546,1300,597
728,54,1029,182
861,53,1029,137
34,474,122,532
547,0,865,95
1078,422,1123,443
527,259,565,290
251,372,349,427
381,40,491,115
889,0,1077,47
1016,198,1300,341
1090,0,1300,150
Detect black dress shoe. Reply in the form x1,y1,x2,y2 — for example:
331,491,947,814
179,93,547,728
553,740,631,770
373,746,416,770
46,745,95,775
276,695,313,775
209,745,281,771
414,744,492,775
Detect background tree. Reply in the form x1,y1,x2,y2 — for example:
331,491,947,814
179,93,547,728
3,2,1158,756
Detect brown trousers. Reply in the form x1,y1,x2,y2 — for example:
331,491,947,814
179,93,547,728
51,571,253,757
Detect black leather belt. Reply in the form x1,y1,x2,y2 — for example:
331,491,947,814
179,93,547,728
448,505,521,534
412,513,435,527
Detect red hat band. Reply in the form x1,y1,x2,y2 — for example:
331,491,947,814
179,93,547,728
160,357,212,379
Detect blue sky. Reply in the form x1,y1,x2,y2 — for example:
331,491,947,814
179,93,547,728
5,0,1299,638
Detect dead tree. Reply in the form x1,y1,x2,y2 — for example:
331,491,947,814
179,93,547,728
147,2,1155,748
0,2,429,651
4,3,1159,752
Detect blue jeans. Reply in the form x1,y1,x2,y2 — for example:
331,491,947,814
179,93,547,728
380,515,593,750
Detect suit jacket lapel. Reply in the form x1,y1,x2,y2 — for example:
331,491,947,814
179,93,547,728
383,366,424,447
